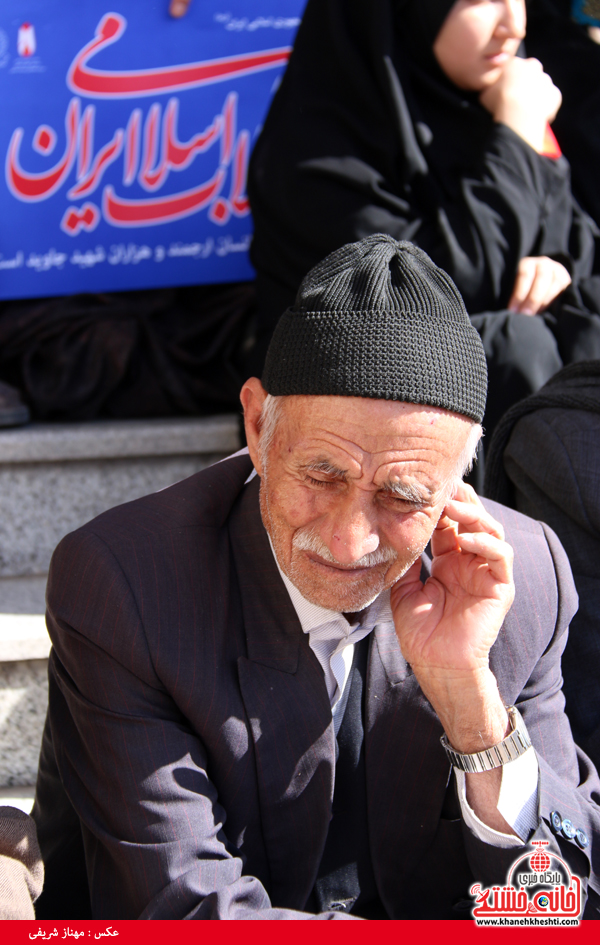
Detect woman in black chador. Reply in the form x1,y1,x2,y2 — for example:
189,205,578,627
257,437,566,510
248,0,600,442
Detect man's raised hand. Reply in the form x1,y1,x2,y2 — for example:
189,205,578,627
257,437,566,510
391,482,514,760
391,482,514,687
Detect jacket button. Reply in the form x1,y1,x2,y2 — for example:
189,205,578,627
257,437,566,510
550,811,562,833
576,829,589,849
561,818,576,840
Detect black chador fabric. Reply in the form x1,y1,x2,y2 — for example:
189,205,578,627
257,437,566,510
0,283,255,421
308,636,386,919
484,359,600,507
482,359,600,764
526,0,600,252
247,0,600,439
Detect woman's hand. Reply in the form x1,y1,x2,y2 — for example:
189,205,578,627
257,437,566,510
480,56,562,153
508,256,572,315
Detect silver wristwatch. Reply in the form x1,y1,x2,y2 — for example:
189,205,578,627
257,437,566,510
440,706,531,773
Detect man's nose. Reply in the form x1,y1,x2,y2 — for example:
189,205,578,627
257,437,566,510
321,494,380,565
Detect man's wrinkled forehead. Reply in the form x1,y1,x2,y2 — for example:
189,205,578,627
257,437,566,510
271,392,472,488
275,392,471,442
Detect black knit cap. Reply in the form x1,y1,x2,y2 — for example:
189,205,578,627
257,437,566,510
262,235,487,422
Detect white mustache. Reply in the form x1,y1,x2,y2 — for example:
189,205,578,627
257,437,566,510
293,527,397,568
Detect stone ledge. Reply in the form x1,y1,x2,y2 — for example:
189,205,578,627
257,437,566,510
0,414,241,464
0,453,231,578
0,576,47,615
0,657,48,787
0,615,50,661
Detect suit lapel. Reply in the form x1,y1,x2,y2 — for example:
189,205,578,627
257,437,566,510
229,477,335,910
366,558,453,916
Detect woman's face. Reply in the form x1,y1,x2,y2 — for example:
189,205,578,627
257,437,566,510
433,0,526,91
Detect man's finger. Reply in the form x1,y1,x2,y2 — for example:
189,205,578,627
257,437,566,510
452,480,483,507
431,514,461,557
454,532,514,586
442,498,505,540
169,0,192,17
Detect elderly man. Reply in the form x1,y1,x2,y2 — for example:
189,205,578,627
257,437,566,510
34,236,599,920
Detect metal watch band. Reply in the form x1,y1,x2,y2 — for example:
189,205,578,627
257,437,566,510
440,705,532,773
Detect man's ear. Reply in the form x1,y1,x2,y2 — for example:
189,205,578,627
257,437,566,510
240,377,268,476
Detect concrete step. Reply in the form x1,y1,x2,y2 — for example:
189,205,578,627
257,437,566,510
0,654,48,788
0,576,47,615
0,415,241,788
0,614,50,662
0,414,241,578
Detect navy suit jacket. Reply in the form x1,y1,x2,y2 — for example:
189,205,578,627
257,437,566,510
33,454,600,919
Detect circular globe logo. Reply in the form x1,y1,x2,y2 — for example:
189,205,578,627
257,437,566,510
538,895,550,908
531,850,551,873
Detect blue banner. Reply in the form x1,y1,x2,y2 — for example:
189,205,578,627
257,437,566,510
0,1,304,299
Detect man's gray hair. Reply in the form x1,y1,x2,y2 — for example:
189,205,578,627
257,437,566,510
258,393,482,483
257,393,284,470
452,421,482,481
